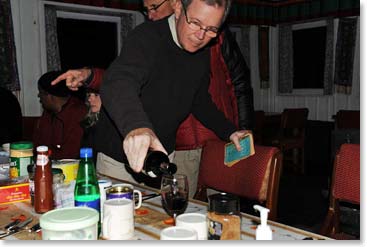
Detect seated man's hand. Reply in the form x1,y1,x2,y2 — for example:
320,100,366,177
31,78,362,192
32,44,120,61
51,68,91,91
123,128,167,173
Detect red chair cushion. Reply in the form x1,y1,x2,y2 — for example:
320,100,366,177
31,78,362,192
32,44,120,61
333,144,360,204
198,140,278,201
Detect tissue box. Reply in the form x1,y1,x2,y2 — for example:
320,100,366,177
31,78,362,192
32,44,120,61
0,182,30,205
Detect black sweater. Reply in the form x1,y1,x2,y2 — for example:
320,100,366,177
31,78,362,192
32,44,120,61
99,17,237,157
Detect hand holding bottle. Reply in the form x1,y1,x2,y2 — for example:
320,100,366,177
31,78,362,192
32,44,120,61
123,127,167,173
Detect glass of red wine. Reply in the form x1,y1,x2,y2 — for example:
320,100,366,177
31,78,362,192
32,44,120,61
160,174,189,225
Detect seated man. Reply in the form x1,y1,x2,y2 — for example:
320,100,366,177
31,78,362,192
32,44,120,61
0,87,22,145
33,71,87,160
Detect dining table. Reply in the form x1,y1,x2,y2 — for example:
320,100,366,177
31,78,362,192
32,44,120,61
0,173,332,241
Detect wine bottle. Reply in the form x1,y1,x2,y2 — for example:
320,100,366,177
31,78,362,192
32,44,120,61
142,151,177,178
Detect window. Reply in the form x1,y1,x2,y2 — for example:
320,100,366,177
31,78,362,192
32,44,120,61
56,11,121,70
293,26,326,89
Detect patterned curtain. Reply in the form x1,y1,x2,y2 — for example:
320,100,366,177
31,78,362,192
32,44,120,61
0,0,20,91
278,24,293,94
258,26,269,89
238,25,251,71
322,18,334,95
334,17,358,95
45,5,61,71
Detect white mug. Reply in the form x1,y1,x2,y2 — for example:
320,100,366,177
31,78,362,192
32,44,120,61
176,213,207,240
105,183,142,209
98,179,112,222
102,198,135,240
160,226,198,240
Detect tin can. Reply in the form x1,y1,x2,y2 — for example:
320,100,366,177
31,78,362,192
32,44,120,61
10,141,33,178
106,183,142,209
52,159,79,183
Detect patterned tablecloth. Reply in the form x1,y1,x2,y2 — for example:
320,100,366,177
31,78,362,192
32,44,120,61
0,175,332,241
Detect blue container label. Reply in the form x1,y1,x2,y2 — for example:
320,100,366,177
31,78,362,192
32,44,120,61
75,199,100,212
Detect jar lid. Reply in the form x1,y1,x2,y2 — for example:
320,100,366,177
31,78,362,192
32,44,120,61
52,168,63,175
40,207,99,231
208,193,240,215
10,141,33,150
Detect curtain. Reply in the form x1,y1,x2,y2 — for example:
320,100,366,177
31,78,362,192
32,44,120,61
334,17,358,95
278,23,293,94
258,26,269,89
238,25,251,70
322,18,334,95
45,5,61,71
0,0,20,91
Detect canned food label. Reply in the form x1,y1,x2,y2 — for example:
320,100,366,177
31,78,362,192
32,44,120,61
9,161,18,179
208,219,223,240
10,157,32,178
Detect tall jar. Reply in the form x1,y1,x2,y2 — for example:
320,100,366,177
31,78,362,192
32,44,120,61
10,141,33,179
207,193,241,240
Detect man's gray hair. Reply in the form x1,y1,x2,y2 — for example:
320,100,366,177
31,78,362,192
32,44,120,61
181,0,232,24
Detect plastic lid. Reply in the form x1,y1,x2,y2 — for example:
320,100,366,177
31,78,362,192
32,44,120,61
208,192,240,215
36,146,48,152
40,207,99,231
80,147,93,158
10,141,33,150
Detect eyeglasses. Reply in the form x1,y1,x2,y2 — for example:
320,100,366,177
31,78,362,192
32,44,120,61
142,0,169,16
181,2,219,38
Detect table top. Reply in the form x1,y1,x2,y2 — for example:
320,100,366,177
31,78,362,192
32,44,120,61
0,175,332,241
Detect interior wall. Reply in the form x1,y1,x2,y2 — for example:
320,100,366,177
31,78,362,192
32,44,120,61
249,18,360,122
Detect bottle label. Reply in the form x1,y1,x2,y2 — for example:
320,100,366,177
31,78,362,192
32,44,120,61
75,199,101,212
36,154,49,167
208,218,223,240
147,170,157,178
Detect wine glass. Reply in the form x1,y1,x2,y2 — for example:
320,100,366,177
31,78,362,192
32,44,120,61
160,174,189,225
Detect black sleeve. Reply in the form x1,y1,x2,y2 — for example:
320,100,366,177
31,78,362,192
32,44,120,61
100,30,154,137
221,26,255,130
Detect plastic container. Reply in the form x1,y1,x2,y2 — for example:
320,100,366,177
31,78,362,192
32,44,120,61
253,205,272,240
10,141,33,178
40,207,99,240
207,193,241,240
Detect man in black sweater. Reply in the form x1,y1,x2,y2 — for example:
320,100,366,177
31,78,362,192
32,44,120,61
54,0,247,186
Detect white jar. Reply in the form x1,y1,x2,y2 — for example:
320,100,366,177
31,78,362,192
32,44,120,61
40,207,99,240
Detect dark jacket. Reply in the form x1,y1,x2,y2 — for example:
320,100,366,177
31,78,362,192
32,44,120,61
175,26,254,150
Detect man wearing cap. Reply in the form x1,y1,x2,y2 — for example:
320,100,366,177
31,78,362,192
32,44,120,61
33,71,87,160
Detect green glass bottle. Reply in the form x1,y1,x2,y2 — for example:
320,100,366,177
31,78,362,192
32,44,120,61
74,147,101,235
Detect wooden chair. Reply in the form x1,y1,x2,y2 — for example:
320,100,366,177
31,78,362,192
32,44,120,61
335,110,360,129
320,144,360,239
194,140,282,221
271,108,308,174
253,110,265,145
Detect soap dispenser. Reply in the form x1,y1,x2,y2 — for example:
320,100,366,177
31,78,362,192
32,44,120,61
253,205,272,240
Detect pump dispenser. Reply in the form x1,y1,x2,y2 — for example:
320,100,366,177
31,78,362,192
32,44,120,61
253,205,272,240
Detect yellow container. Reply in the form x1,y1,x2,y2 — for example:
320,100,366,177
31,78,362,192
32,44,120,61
52,159,79,183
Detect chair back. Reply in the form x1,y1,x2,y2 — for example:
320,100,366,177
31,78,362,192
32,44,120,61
253,110,265,144
335,110,360,129
195,140,282,220
320,143,360,238
332,143,360,204
280,108,308,133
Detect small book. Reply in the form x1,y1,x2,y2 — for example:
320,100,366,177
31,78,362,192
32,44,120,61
224,133,255,167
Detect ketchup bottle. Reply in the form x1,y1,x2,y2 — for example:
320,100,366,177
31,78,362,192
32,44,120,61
34,145,54,213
